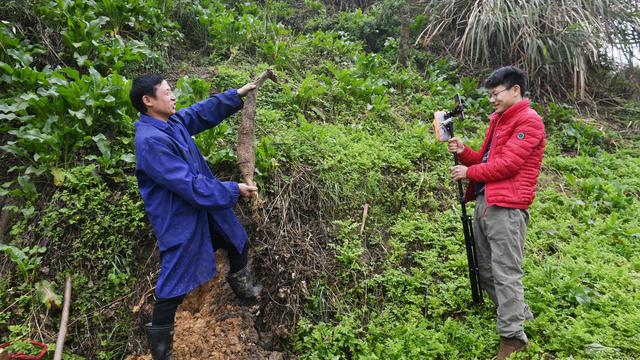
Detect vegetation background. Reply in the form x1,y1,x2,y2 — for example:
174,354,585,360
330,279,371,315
1,0,639,358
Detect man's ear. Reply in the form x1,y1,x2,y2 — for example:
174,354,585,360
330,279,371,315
142,94,154,108
512,84,522,97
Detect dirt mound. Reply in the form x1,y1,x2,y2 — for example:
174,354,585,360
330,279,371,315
127,166,333,359
127,252,286,360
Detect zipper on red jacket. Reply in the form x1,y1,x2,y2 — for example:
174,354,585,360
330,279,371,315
483,113,502,209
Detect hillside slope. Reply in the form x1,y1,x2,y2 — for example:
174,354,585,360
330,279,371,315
1,1,639,359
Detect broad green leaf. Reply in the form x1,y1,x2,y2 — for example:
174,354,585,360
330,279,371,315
74,52,88,66
37,87,59,97
26,166,51,178
51,167,65,186
35,280,62,310
17,175,37,197
92,133,111,159
88,67,101,82
49,76,68,86
120,153,135,163
0,244,27,263
7,48,32,67
0,61,12,73
62,67,80,81
18,92,38,101
0,101,29,113
0,113,17,120
69,108,89,124
21,206,34,218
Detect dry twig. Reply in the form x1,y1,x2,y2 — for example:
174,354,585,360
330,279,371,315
359,203,369,236
53,276,72,360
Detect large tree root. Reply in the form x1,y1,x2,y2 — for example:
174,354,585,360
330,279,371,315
237,69,278,215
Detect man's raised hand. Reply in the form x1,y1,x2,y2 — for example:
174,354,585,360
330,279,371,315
237,83,257,97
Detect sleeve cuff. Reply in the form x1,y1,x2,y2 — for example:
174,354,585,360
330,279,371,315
466,166,478,181
458,145,473,165
225,89,244,109
223,181,240,205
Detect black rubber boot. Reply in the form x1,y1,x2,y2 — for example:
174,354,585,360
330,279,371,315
144,322,174,360
227,265,262,300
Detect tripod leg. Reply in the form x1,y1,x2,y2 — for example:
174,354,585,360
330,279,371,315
467,216,483,304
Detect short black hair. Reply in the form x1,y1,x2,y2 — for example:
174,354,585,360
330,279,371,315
130,74,165,114
484,66,527,97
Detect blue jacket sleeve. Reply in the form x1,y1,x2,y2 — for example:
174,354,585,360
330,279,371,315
138,136,240,210
173,89,243,136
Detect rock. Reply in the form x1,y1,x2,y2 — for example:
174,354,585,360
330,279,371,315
269,351,285,360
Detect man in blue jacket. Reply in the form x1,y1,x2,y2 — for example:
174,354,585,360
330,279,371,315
130,74,259,360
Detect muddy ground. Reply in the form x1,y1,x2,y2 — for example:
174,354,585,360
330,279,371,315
126,167,328,359
126,252,287,360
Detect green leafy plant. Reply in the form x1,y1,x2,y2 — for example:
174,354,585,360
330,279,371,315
1,340,42,356
35,0,176,73
3,166,148,357
0,244,46,284
1,63,135,198
34,280,62,310
329,220,365,272
1,1,639,359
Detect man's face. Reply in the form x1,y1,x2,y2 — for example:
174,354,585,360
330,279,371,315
488,84,521,114
143,80,176,120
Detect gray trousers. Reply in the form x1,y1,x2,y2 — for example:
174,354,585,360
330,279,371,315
474,194,533,342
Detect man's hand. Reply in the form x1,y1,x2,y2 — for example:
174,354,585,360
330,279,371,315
448,137,465,154
450,165,468,181
238,183,258,198
237,83,257,97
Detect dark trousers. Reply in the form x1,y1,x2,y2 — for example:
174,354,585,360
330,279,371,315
152,222,248,326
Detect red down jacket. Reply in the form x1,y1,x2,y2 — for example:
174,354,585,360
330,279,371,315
459,99,546,209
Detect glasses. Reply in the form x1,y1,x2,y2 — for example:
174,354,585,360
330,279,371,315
488,87,511,99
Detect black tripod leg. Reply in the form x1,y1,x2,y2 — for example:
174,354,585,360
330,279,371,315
467,216,483,305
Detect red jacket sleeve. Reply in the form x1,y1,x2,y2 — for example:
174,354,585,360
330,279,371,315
458,123,493,166
458,145,482,166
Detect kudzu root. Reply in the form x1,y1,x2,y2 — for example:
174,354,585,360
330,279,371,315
237,68,278,210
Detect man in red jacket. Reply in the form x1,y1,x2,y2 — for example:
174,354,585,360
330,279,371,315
448,66,546,360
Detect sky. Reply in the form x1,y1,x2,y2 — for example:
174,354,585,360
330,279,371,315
608,44,640,67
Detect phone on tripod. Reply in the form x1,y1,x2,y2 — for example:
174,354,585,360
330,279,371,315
433,94,464,142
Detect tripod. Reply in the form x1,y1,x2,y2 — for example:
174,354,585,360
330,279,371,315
444,94,484,306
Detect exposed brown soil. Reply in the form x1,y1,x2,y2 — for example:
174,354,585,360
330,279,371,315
126,252,287,360
125,162,337,359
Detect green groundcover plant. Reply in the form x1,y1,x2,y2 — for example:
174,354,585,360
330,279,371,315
1,1,638,359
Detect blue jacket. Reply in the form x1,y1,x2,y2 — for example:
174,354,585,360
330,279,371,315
134,89,247,298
